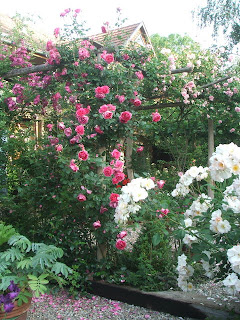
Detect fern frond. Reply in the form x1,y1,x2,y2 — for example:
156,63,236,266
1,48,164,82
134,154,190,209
51,262,72,278
0,223,17,246
1,247,24,262
8,234,32,252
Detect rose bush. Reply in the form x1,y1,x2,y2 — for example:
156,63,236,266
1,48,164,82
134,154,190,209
0,8,239,292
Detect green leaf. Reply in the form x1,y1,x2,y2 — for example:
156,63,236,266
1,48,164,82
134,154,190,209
152,233,161,246
51,262,72,278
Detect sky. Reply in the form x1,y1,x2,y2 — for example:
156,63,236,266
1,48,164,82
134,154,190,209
1,0,216,48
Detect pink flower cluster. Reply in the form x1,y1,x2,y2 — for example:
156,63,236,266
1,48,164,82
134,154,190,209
102,149,125,184
78,47,90,60
5,97,17,111
9,45,31,67
76,104,90,124
60,8,81,18
69,159,79,172
99,104,116,119
115,231,127,250
95,86,110,99
157,208,170,218
46,41,61,65
135,71,144,80
101,50,114,64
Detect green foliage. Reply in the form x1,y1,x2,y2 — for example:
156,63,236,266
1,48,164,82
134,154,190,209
194,0,240,48
0,223,72,300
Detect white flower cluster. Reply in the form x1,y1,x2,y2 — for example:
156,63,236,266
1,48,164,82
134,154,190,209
209,209,231,234
209,142,240,182
184,193,212,219
171,166,209,197
114,178,155,225
176,254,194,291
223,273,240,294
227,245,240,275
222,177,240,213
183,194,212,246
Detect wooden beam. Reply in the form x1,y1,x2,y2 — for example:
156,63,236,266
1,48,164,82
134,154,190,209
200,75,231,89
171,67,193,74
134,102,185,111
3,64,55,79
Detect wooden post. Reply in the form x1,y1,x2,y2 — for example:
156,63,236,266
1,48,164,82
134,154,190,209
208,118,214,199
96,146,107,260
125,137,134,181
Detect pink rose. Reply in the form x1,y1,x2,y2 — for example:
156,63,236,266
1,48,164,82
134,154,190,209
137,146,144,153
64,127,72,137
100,206,108,214
69,159,79,172
103,166,114,177
135,71,144,80
77,193,86,201
75,125,85,135
116,95,125,103
119,111,132,123
47,124,54,131
117,231,127,239
78,48,90,60
161,208,170,215
115,160,124,168
58,122,65,130
152,111,161,122
99,105,108,113
111,149,121,159
77,115,89,124
156,180,165,189
133,98,141,107
54,28,60,38
115,239,126,250
103,111,113,119
101,51,114,63
95,125,104,134
55,144,63,152
101,86,110,94
112,171,125,184
109,193,120,203
78,150,89,161
93,220,101,229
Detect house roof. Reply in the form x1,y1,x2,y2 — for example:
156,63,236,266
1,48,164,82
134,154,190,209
90,22,154,50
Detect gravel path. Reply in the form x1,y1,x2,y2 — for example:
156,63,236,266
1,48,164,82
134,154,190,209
26,291,191,320
26,281,240,320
